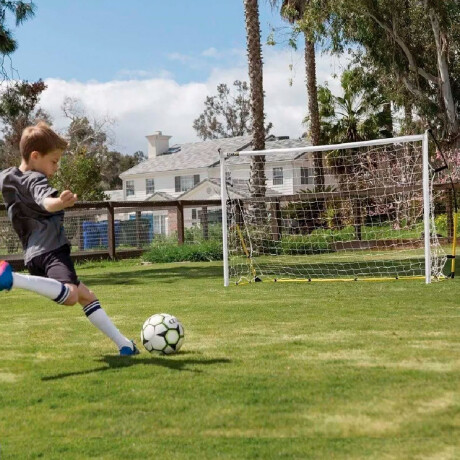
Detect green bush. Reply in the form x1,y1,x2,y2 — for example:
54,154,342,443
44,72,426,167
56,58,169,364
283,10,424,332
185,224,222,243
435,213,460,237
143,240,223,263
279,227,355,254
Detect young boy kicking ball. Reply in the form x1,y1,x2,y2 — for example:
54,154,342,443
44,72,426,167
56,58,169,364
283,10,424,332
0,121,139,356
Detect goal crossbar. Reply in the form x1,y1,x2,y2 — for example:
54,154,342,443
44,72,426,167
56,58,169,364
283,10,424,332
230,134,425,157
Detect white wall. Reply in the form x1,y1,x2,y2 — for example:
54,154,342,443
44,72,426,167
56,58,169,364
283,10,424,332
123,168,209,200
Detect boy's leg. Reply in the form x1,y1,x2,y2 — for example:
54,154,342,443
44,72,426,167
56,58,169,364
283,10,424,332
78,282,139,355
0,260,71,304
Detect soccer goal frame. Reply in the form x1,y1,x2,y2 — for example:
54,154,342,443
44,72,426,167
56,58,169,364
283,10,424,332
220,131,447,286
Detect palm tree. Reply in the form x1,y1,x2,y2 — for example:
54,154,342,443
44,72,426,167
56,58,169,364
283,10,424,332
318,70,391,145
277,0,325,191
244,0,266,199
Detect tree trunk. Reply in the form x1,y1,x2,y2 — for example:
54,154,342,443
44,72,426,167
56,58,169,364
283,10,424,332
304,34,324,192
244,0,266,199
403,102,413,134
427,6,459,139
382,102,393,136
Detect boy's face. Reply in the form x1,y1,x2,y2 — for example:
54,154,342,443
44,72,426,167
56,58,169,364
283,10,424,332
29,149,63,178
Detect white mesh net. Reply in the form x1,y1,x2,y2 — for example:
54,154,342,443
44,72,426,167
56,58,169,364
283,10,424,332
222,136,447,284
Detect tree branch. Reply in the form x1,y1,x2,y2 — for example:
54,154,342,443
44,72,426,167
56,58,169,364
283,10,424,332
365,11,439,85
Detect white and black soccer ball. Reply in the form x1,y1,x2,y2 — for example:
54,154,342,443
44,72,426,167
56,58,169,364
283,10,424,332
141,313,185,355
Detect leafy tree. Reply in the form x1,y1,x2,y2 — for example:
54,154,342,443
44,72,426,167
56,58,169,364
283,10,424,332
0,1,35,78
292,0,460,146
193,81,272,140
101,149,146,190
317,69,393,189
317,69,392,144
51,152,106,201
51,98,113,200
0,79,50,169
53,97,146,196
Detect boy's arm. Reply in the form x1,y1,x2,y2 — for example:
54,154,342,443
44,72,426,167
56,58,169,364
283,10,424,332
43,190,78,212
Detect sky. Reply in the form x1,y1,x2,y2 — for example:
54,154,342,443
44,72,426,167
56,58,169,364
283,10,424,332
7,0,346,154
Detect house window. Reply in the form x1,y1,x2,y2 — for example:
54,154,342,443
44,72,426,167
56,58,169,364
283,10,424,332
301,167,312,185
175,174,200,192
126,180,135,197
273,167,283,185
146,178,155,194
153,215,166,235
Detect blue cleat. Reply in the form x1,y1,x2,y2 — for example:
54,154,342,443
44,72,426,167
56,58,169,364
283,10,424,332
119,340,140,356
0,261,13,292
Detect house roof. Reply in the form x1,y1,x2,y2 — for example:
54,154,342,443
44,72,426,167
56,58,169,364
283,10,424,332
146,191,174,201
120,135,312,177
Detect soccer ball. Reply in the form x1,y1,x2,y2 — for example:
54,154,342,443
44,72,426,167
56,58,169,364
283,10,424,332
141,313,185,355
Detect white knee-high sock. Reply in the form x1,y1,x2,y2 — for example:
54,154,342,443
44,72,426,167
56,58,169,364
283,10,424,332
12,273,70,304
83,300,132,350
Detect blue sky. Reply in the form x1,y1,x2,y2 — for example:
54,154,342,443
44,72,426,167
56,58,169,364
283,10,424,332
6,1,343,154
12,0,287,83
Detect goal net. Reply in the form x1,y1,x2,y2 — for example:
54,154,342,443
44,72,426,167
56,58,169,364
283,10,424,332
220,133,447,285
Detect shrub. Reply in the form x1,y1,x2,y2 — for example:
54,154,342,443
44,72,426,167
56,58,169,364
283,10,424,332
143,240,223,263
435,213,460,237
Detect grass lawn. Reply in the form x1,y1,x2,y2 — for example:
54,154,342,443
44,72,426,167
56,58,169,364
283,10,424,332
0,259,459,459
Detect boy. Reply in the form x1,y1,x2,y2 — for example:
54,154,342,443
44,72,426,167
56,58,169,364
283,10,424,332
0,122,139,356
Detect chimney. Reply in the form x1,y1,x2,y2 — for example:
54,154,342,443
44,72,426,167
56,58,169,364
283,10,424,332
146,131,171,158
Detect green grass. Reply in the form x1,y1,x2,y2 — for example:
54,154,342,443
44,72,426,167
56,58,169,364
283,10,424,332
0,258,459,459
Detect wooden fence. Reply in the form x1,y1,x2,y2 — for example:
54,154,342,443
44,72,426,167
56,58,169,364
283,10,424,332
0,199,222,270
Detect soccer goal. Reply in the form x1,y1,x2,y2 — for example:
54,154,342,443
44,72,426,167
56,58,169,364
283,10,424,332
220,132,448,286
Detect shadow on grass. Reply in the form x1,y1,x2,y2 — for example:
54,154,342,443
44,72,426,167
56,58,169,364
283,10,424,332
41,353,231,381
82,264,223,285
80,258,434,286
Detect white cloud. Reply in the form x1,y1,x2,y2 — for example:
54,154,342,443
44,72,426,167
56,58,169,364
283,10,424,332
201,47,219,58
39,47,347,154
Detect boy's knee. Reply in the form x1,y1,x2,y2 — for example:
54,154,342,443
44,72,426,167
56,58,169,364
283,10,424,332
62,285,79,306
77,283,97,306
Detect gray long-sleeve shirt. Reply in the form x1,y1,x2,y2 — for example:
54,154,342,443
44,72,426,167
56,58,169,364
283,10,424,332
0,167,70,263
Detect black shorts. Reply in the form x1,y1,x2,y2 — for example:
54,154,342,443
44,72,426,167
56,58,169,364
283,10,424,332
26,245,80,286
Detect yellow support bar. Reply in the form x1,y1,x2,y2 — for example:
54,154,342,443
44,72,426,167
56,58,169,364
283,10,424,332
235,224,259,281
451,212,458,278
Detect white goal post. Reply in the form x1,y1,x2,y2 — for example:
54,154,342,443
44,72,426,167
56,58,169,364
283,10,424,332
220,132,447,286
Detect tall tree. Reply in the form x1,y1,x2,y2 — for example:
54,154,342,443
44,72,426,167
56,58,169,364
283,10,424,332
244,0,266,199
297,0,460,146
193,80,273,140
0,79,50,169
0,1,35,78
278,0,325,191
51,98,114,200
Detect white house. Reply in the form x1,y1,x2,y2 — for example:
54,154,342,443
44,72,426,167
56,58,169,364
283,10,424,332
117,131,333,235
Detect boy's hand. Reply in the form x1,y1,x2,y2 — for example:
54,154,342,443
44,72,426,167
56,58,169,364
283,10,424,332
43,191,77,212
60,190,78,208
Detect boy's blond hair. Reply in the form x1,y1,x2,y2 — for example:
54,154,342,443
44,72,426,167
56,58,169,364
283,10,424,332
20,121,68,161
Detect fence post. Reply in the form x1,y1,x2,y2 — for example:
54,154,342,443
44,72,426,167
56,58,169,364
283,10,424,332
107,203,116,260
177,203,185,245
135,210,142,248
201,206,209,240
